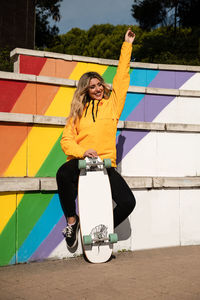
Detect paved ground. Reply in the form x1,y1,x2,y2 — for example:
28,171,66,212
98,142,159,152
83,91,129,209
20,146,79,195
0,245,200,300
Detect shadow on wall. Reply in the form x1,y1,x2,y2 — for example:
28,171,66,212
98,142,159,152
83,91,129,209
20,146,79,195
115,218,131,241
116,132,131,241
116,133,126,173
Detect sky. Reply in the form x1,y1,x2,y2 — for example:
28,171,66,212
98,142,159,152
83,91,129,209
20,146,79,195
50,0,137,34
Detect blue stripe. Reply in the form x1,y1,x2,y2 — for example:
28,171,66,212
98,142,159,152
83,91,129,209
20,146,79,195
120,92,145,121
116,69,159,137
130,68,159,86
12,194,63,263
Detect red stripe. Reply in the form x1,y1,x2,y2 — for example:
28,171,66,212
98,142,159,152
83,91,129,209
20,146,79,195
20,55,47,76
0,80,26,112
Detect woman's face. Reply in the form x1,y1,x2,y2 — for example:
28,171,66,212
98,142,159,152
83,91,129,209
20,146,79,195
88,78,104,101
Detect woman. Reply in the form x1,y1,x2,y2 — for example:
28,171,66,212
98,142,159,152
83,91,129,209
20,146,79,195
56,28,136,248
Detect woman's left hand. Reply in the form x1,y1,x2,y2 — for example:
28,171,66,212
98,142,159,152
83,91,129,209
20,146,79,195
125,27,136,44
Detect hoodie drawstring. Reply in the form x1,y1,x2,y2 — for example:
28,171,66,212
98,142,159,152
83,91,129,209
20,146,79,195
92,100,95,122
84,100,100,122
84,101,90,117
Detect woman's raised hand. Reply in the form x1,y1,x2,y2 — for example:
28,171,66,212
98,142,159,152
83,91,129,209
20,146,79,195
125,27,135,44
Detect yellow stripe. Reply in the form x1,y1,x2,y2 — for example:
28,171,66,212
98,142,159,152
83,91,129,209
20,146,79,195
0,193,24,233
0,193,16,233
4,141,27,177
45,86,75,117
27,125,63,176
69,62,107,80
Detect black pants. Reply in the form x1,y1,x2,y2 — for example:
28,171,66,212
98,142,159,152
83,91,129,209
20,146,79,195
56,159,136,228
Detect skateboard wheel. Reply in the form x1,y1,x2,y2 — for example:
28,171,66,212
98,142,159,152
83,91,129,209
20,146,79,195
109,233,118,243
78,159,86,169
103,159,112,168
83,235,92,245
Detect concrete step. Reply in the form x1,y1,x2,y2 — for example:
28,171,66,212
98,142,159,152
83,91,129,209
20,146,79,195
1,112,200,133
11,47,200,72
1,176,200,192
1,71,200,97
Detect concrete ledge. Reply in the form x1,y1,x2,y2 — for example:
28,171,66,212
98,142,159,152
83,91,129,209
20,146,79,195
10,48,200,72
40,178,57,191
123,176,153,189
166,123,200,133
1,112,200,133
124,121,165,131
0,112,66,126
0,178,40,192
153,177,200,188
33,115,66,126
0,71,76,87
1,176,200,192
36,76,76,87
128,86,146,94
0,71,36,82
0,112,34,123
146,87,179,96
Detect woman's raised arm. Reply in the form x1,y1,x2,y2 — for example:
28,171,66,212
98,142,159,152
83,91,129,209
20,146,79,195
111,27,135,119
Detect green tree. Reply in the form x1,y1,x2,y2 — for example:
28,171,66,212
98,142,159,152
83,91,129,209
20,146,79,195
0,47,13,72
47,24,140,60
132,0,200,31
49,28,88,55
178,0,200,28
35,0,63,48
131,0,168,30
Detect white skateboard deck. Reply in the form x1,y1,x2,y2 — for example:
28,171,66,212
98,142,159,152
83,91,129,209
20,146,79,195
78,157,117,263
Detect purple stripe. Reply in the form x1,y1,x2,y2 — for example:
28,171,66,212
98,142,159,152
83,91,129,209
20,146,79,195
29,199,79,262
116,70,195,163
116,95,174,163
29,215,66,261
117,130,149,164
148,70,195,89
144,94,174,122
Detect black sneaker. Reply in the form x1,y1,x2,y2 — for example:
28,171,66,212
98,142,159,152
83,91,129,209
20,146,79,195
62,216,79,248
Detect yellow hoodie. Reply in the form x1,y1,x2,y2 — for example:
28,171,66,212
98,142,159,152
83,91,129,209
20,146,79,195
61,41,132,167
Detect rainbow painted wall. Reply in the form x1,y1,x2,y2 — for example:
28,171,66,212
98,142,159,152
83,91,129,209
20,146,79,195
1,48,200,266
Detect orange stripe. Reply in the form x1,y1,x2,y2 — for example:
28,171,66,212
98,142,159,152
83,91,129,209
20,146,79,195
39,59,77,79
0,125,31,176
11,83,37,114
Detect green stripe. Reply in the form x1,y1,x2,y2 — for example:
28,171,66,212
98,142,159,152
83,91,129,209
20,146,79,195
17,192,54,247
103,66,133,83
0,192,53,265
36,133,66,177
0,213,16,266
103,66,117,83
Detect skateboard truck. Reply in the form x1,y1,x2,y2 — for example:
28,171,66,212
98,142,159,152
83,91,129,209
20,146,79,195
78,158,112,170
83,233,118,245
83,224,118,245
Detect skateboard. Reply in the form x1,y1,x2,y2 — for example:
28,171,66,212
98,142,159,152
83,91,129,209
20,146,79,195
78,156,118,263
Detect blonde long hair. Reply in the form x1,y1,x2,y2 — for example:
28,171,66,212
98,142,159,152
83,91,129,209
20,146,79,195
68,72,110,125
